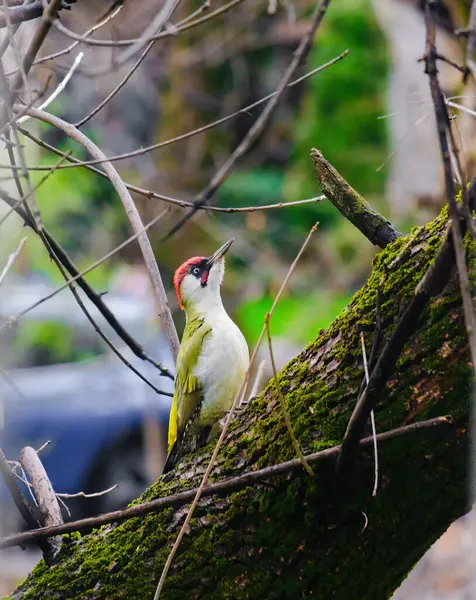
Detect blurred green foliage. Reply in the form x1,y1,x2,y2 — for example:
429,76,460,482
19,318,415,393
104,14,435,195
26,127,123,289
226,0,389,346
237,291,352,347
12,320,101,365
220,168,283,207
16,0,389,365
283,0,388,229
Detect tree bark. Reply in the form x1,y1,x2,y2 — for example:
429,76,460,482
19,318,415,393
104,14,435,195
9,208,472,600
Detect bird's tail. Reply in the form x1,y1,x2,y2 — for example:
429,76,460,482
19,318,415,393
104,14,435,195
162,442,179,474
162,425,213,474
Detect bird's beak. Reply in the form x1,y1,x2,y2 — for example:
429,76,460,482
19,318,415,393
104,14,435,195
207,238,234,267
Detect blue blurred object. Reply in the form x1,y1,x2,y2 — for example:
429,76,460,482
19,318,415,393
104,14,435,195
0,278,174,534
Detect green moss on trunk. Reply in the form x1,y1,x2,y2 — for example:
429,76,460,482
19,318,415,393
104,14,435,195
8,208,471,600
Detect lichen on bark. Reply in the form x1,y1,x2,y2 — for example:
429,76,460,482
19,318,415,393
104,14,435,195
8,207,471,600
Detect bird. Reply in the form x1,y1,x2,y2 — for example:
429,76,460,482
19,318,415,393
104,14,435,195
163,238,249,473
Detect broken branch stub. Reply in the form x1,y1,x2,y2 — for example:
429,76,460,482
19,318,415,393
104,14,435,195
19,446,64,563
310,148,402,248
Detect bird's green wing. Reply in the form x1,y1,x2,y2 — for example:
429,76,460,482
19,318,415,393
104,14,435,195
167,317,212,453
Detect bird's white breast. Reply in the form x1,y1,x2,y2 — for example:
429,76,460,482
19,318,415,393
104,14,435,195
193,310,249,422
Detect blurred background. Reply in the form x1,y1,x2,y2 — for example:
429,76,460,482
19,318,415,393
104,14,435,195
1,0,475,595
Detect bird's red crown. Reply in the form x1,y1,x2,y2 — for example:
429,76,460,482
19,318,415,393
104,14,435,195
173,256,206,310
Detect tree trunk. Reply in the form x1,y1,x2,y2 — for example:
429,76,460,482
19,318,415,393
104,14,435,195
9,208,472,599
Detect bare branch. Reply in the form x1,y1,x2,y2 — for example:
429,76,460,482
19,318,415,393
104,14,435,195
465,0,476,81
0,236,25,285
0,186,173,380
265,316,314,476
105,0,180,73
360,331,378,497
310,148,402,248
16,51,84,124
19,446,63,562
163,0,335,242
0,416,454,551
337,218,462,476
3,4,123,77
74,40,154,128
11,0,64,92
21,105,180,360
73,0,182,128
0,447,51,557
0,0,75,29
51,0,246,47
35,440,51,454
56,484,119,499
423,2,476,366
4,52,349,172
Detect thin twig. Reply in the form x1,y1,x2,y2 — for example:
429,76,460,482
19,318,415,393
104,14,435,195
153,221,320,599
423,1,476,368
52,0,246,47
56,484,118,499
74,41,153,128
337,220,462,476
465,0,476,82
265,317,314,476
0,150,72,227
0,416,453,550
5,52,349,172
360,332,378,497
16,51,84,124
3,4,123,77
0,236,25,285
11,0,64,92
114,0,180,66
16,127,329,213
0,206,167,334
10,465,118,499
35,440,51,454
21,106,180,360
0,186,173,379
163,0,334,242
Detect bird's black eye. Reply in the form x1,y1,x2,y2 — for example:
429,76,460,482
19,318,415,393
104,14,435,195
192,267,200,275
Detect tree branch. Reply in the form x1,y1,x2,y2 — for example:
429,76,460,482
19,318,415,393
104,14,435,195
21,106,180,361
423,1,476,368
0,416,453,551
0,1,76,29
337,218,459,476
19,446,63,563
310,148,402,248
163,0,334,243
0,186,173,380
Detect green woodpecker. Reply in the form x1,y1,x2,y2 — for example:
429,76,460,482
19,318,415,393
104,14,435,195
163,238,249,473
